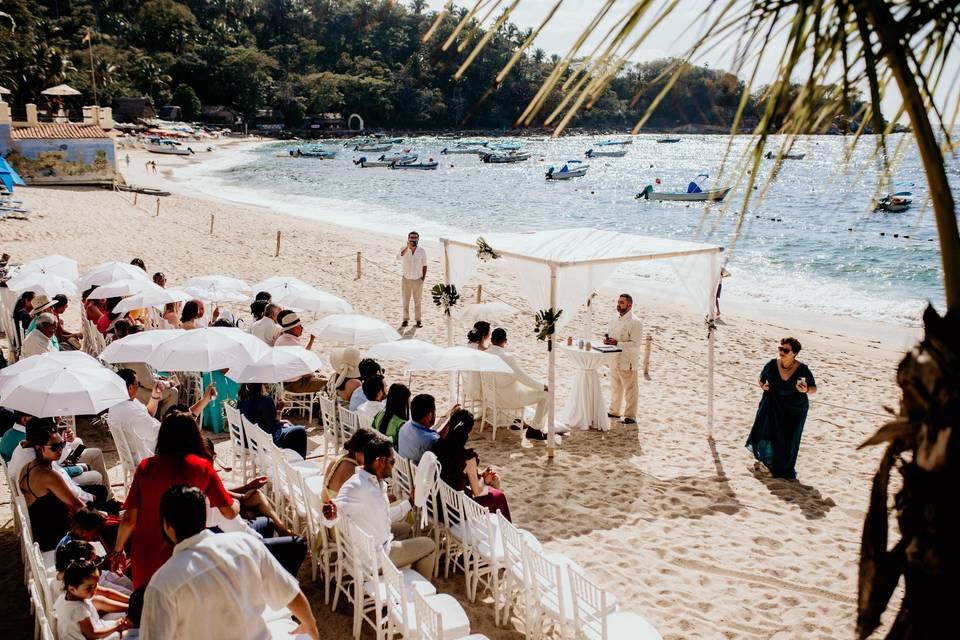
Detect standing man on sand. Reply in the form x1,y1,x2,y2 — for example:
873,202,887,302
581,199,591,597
398,231,427,328
603,293,643,425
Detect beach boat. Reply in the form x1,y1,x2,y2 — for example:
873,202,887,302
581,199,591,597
636,173,731,202
440,147,484,155
353,154,413,168
546,161,589,180
764,151,805,160
656,137,681,143
390,159,438,170
876,191,913,212
585,148,627,158
480,151,531,163
144,137,192,155
489,141,522,151
355,143,392,152
289,146,337,159
597,139,632,146
457,140,488,147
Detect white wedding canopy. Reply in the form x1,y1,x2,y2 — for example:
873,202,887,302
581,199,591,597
439,228,724,452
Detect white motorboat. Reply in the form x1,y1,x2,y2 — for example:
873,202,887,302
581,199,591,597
440,147,484,155
144,137,193,155
489,141,521,151
656,137,681,143
289,146,337,159
585,148,627,158
353,153,417,168
355,143,393,152
546,161,589,180
764,151,805,160
637,173,731,202
876,191,913,212
597,139,632,146
480,151,531,163
390,159,438,170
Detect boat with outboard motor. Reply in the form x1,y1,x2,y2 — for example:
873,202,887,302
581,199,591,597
144,137,193,155
636,172,731,202
597,139,632,146
546,160,589,180
656,137,681,143
585,148,627,158
764,151,805,160
876,191,913,212
480,150,531,163
354,153,418,168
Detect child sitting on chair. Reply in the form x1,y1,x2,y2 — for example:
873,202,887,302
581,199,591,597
53,559,131,640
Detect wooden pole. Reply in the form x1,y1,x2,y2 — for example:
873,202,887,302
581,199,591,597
209,214,214,234
275,231,281,257
475,284,482,303
546,264,557,458
133,192,137,206
155,198,160,216
443,240,456,403
355,251,362,280
642,334,652,379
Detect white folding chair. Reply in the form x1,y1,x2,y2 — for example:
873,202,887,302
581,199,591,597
436,480,468,581
283,389,316,420
223,404,251,484
318,393,340,457
567,566,662,640
460,493,502,608
497,512,545,631
299,473,336,604
279,457,309,535
479,373,523,441
381,548,470,640
413,589,490,640
338,405,360,442
522,542,588,640
105,416,140,488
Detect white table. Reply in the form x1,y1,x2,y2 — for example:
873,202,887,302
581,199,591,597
558,342,619,431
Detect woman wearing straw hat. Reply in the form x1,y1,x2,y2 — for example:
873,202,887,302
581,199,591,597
326,347,362,403
26,294,61,349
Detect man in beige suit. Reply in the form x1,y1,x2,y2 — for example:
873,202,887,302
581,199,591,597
604,293,643,425
487,328,550,436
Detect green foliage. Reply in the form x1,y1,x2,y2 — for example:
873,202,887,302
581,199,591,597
171,83,201,119
430,283,460,316
534,308,562,350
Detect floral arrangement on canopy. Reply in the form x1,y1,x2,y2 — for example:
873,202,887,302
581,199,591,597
534,307,562,351
431,283,461,316
476,236,501,262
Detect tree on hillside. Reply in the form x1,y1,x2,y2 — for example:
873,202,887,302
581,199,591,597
171,83,201,119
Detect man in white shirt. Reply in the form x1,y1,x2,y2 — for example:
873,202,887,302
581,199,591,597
398,230,427,328
21,312,58,358
274,311,325,395
250,302,282,345
356,375,386,429
323,439,436,578
603,293,643,425
142,485,319,640
487,328,551,435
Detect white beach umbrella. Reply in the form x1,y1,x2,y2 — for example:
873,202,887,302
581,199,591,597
274,287,353,314
404,346,513,373
251,276,313,299
79,261,152,289
112,287,193,313
306,314,401,346
184,275,252,292
99,329,186,364
5,270,78,296
363,339,441,363
0,362,127,418
0,351,103,396
146,327,271,372
88,278,160,300
181,283,250,303
41,84,82,97
18,254,80,280
457,301,519,325
0,86,11,95
227,347,328,384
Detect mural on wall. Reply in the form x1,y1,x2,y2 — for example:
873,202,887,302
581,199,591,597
6,139,116,185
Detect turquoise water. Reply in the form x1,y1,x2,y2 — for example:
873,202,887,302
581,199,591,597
190,134,955,326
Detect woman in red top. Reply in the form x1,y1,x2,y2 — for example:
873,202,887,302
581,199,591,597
110,411,238,588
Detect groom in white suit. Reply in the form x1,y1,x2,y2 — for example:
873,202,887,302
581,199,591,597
487,328,551,434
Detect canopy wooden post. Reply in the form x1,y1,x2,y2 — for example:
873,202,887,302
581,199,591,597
643,334,652,379
707,252,718,439
443,239,456,403
547,263,557,458
475,284,482,303
275,231,281,257
355,252,362,280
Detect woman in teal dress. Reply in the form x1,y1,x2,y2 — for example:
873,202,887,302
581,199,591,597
201,369,239,433
746,337,817,479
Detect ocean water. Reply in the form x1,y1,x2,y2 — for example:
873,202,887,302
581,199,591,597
182,134,955,327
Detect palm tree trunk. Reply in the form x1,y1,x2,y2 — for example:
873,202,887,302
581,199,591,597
866,3,960,311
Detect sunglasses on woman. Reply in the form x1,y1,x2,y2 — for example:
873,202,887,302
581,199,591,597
778,346,793,354
45,441,66,453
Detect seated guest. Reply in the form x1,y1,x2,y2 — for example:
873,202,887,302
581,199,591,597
487,328,551,438
57,507,111,550
323,439,436,579
328,347,362,403
356,375,387,428
54,540,129,609
18,418,88,550
122,327,180,418
373,383,411,446
250,302,280,345
256,291,272,302
152,272,166,288
349,358,384,410
22,312,59,357
141,486,319,640
161,302,181,329
130,258,146,272
397,394,460,464
464,321,491,403
13,290,35,333
322,428,381,501
274,311,326,395
54,559,131,639
111,412,239,589
432,410,511,521
25,294,59,336
180,300,203,330
237,383,308,458
50,294,83,350
0,410,31,461
81,288,106,325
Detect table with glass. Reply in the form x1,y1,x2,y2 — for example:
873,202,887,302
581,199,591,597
558,341,620,431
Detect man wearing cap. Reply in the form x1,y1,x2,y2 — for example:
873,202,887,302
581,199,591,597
21,312,59,358
276,310,326,394
398,230,427,328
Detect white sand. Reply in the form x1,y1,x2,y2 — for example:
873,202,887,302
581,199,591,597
0,138,913,638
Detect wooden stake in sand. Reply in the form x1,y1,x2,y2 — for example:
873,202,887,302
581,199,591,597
275,231,281,257
476,284,482,303
155,198,160,217
133,192,138,206
356,251,362,280
643,334,653,379
209,214,215,234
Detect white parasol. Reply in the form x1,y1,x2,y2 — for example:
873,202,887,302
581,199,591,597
0,351,103,396
363,339,441,363
99,329,186,364
306,314,401,346
146,327,271,372
273,287,353,314
5,270,78,296
112,287,193,314
250,276,313,299
404,346,513,373
0,360,128,417
227,347,328,384
184,275,252,292
457,300,519,325
88,278,160,300
16,254,80,281
79,261,152,289
41,84,82,97
181,283,250,304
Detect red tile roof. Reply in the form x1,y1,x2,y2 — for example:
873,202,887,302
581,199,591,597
11,124,112,140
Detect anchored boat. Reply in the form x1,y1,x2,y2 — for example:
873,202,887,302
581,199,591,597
637,173,731,202
764,151,805,160
656,137,681,143
876,191,913,212
144,137,193,155
546,160,589,180
480,151,531,163
585,148,627,158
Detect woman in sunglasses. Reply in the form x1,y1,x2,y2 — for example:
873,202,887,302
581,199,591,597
18,418,87,550
746,336,818,480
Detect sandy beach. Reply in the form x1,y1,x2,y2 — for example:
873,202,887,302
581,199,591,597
0,137,916,638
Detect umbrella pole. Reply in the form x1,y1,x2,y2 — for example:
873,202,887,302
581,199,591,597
547,264,557,458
